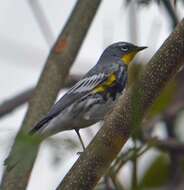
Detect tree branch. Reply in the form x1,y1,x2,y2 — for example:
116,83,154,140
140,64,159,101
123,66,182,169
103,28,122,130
0,88,33,118
57,19,184,190
0,74,81,118
1,0,101,189
147,138,184,154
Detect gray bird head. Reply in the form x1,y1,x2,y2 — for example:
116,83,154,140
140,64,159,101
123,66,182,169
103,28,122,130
103,42,147,65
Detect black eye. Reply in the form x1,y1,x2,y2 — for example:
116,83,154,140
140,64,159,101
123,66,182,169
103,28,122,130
120,46,128,51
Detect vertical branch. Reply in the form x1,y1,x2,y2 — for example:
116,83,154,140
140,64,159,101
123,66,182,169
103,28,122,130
1,1,101,190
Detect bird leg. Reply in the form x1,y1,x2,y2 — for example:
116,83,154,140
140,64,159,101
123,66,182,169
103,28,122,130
75,129,85,151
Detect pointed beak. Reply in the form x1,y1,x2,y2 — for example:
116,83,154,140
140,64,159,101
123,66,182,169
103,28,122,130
136,46,148,52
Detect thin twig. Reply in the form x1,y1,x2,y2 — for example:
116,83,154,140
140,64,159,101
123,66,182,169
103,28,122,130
0,74,81,119
114,145,150,174
147,138,184,154
0,88,33,118
110,175,125,190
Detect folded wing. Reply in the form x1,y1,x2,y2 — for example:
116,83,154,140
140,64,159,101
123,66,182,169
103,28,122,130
29,72,110,134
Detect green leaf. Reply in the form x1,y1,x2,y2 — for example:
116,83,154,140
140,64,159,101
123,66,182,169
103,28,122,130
140,154,170,188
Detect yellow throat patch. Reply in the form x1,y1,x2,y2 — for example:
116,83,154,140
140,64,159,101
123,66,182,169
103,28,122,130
121,52,137,65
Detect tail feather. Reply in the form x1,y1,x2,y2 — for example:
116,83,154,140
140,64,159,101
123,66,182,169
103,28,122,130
29,117,51,135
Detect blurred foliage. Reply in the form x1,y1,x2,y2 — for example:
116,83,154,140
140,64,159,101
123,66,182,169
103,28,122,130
125,0,160,6
147,79,177,118
140,154,170,188
125,0,184,6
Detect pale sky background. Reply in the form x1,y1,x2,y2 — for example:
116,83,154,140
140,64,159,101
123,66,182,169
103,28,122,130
0,0,184,189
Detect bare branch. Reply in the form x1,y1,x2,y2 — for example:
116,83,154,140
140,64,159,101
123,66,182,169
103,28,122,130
0,74,81,118
0,88,33,118
147,138,184,154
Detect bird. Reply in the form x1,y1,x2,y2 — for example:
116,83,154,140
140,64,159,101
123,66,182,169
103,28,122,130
29,42,147,150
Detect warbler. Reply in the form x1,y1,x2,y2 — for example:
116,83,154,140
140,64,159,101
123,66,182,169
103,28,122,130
30,42,147,150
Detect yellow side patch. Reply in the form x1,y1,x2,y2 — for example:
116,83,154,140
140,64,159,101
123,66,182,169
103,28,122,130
93,74,116,93
93,86,105,93
121,52,137,65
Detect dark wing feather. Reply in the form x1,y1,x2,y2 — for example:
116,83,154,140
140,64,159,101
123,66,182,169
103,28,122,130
29,72,110,134
29,116,53,135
